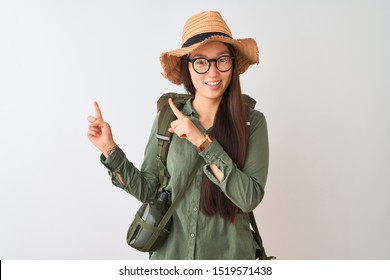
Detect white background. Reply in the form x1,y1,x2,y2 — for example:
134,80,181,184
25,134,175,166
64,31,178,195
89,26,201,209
0,0,389,259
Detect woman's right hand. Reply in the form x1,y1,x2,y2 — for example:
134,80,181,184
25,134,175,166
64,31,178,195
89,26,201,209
87,101,117,158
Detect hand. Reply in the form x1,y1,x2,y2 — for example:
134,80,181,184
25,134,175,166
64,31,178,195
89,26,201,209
87,101,116,157
168,98,206,147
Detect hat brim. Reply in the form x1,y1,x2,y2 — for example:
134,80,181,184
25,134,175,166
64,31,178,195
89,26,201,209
160,35,259,85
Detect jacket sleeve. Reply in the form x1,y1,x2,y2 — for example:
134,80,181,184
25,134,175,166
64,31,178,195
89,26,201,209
100,113,160,203
199,109,269,212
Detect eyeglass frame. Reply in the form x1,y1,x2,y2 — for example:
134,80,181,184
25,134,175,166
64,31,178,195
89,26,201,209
188,56,235,74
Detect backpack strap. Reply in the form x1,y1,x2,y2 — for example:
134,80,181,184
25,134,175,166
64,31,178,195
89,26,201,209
144,157,203,252
243,94,256,110
249,211,276,260
156,93,192,192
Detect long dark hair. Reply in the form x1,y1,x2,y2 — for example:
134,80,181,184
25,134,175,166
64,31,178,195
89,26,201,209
180,44,249,223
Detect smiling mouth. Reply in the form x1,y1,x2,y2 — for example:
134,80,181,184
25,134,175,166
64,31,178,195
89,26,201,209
205,81,221,86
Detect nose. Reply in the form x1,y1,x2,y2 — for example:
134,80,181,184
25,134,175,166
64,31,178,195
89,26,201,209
207,61,219,75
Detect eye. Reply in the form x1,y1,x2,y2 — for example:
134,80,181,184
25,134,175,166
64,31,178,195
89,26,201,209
218,56,230,63
194,58,208,66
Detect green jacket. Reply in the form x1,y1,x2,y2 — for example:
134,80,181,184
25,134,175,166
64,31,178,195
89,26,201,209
101,98,269,259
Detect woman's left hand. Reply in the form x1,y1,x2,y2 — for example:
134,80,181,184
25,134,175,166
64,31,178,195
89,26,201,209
168,98,206,147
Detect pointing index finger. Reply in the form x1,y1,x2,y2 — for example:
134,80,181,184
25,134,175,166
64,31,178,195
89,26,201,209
94,101,104,120
168,98,185,119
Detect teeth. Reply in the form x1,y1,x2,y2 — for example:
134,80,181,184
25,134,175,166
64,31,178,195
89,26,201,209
206,81,220,86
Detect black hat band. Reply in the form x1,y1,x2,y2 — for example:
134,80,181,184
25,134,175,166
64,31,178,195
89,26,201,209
182,32,232,48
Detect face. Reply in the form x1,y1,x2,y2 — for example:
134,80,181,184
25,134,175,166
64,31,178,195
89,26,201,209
188,41,233,102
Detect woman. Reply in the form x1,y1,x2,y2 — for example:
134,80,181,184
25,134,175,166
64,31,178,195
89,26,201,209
87,11,269,259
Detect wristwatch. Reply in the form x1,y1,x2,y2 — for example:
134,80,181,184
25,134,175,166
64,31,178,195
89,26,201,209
196,135,213,152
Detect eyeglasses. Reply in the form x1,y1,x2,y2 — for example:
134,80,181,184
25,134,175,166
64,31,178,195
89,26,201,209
189,56,235,74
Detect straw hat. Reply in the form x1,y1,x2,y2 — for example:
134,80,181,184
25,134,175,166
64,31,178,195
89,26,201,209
160,11,259,85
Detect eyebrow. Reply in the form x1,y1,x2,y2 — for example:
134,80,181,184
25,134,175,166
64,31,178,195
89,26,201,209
190,51,231,59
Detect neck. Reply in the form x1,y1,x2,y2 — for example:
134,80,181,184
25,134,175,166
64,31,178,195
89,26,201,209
192,94,222,130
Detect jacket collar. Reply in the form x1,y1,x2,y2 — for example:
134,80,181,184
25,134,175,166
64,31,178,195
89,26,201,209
181,97,199,118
